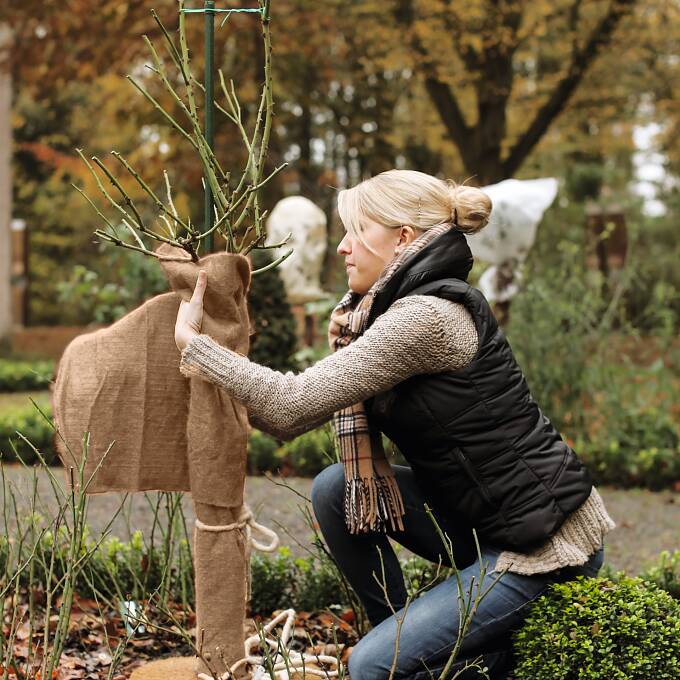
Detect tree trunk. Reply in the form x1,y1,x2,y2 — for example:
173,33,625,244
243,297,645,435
398,0,636,184
0,24,12,342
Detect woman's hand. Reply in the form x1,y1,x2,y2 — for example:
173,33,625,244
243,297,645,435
175,269,207,352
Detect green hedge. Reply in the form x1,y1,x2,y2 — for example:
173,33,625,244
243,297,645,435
513,576,680,679
3,403,677,491
246,427,339,477
574,405,680,490
0,359,55,392
639,550,680,599
250,546,346,616
0,402,56,464
2,511,679,674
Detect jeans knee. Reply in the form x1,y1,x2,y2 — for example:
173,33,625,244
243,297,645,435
311,463,345,519
347,639,382,680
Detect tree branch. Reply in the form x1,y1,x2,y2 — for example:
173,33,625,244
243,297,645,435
392,0,475,167
503,0,636,177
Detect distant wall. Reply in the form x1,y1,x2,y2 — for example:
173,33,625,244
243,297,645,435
9,326,101,361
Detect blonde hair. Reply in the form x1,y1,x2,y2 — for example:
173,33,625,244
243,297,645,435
337,170,492,247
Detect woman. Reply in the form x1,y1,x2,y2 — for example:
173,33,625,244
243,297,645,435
175,170,615,680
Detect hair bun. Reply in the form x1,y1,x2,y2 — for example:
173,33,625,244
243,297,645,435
446,181,492,234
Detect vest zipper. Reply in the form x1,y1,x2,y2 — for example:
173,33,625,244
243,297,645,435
453,447,494,506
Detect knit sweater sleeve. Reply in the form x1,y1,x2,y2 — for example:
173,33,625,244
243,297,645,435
179,295,478,441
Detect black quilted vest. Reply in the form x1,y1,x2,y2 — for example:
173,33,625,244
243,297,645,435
365,227,593,551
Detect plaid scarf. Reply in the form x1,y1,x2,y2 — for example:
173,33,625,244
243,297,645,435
330,221,455,534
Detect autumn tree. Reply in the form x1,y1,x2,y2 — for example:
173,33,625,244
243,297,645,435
340,0,640,183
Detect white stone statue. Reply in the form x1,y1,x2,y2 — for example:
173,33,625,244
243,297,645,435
266,196,329,305
466,178,559,303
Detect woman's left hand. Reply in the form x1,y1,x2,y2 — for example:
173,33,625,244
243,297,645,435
175,269,207,352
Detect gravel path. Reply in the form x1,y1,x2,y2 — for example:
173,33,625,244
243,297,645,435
1,465,678,576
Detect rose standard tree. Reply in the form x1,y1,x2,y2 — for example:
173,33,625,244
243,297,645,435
52,1,291,677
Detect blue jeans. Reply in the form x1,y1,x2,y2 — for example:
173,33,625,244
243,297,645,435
311,464,604,680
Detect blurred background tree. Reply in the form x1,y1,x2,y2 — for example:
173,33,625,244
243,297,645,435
1,0,678,323
0,0,678,493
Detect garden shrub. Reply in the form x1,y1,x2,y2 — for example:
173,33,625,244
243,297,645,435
640,550,680,600
292,553,346,612
400,554,452,598
250,546,297,616
279,427,337,477
84,530,166,602
247,249,299,373
247,429,282,474
1,526,193,608
513,576,680,680
506,220,680,491
575,406,680,489
0,359,55,392
0,403,56,464
249,546,353,616
247,428,405,477
56,248,169,325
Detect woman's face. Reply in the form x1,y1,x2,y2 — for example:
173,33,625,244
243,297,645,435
337,216,418,295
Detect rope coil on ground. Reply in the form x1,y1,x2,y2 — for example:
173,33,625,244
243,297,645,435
194,505,280,552
197,608,340,680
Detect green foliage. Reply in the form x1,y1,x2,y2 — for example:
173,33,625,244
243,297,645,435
513,576,680,680
250,546,297,616
507,201,680,490
640,550,680,600
56,247,169,325
247,429,282,475
624,210,680,332
292,552,346,613
0,402,56,464
564,159,605,202
249,545,349,617
247,249,299,373
400,553,452,598
82,530,165,603
278,427,337,477
507,235,608,430
0,359,55,392
576,405,680,490
14,85,97,325
250,542,456,619
0,527,193,608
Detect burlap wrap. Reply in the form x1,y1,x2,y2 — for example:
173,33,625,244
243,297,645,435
52,243,254,676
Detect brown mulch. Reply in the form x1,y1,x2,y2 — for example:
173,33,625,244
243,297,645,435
2,593,358,679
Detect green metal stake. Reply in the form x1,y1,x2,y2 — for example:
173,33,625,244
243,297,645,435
203,0,215,253
181,2,264,254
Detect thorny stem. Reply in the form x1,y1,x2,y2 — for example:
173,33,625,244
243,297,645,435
111,151,193,234
75,0,290,267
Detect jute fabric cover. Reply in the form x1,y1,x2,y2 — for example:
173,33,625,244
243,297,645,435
52,243,254,675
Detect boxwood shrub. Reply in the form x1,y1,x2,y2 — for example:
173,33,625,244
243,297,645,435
639,550,680,600
247,429,282,474
513,576,680,680
0,359,55,392
0,402,56,464
278,427,337,477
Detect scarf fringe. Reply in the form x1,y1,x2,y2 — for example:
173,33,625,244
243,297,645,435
344,475,405,534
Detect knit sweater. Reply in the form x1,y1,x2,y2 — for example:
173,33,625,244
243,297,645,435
179,294,615,576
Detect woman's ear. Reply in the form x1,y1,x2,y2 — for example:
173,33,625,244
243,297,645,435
394,225,417,254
